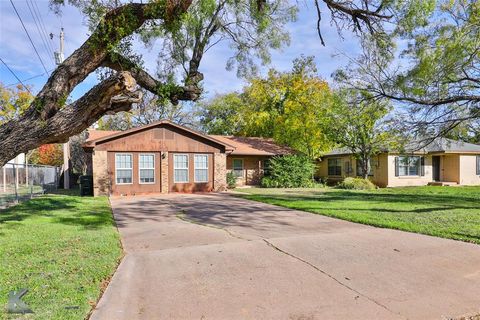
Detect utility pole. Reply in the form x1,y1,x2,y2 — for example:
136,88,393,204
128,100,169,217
55,28,69,189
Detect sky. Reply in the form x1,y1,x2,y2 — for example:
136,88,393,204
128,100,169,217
0,0,361,102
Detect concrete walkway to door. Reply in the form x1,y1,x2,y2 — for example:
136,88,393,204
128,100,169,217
90,194,480,320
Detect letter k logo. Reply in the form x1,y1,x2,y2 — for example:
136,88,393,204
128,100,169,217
7,288,33,314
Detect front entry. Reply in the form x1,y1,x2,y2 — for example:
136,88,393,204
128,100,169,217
432,156,441,181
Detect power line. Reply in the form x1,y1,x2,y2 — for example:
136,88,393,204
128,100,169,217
9,0,50,75
31,0,56,56
25,0,55,66
0,56,33,95
6,69,54,87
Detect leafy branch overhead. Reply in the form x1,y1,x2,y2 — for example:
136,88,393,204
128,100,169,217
0,0,472,166
0,0,298,165
331,0,479,140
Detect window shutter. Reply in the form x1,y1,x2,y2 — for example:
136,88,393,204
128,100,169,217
477,156,480,175
394,157,399,177
420,157,425,176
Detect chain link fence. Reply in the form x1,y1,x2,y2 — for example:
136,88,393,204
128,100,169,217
0,163,60,209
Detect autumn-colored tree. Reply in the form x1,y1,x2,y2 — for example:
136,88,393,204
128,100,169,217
199,56,334,158
37,144,63,166
0,83,34,124
241,56,334,159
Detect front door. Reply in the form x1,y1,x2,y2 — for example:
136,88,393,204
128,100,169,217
432,156,441,181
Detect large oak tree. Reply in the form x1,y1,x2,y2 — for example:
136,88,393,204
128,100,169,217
0,0,420,165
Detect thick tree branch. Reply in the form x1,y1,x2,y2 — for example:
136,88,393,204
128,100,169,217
0,1,193,166
102,53,202,104
0,72,141,165
314,0,392,44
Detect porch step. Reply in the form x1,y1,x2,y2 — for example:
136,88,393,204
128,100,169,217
428,181,459,186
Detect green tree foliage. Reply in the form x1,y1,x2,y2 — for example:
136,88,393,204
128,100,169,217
241,56,333,159
335,0,479,138
199,56,334,158
226,171,237,189
198,93,245,135
442,119,480,144
143,0,297,82
261,155,315,188
0,83,34,124
325,90,395,179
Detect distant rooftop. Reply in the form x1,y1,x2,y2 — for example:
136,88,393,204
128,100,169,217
210,135,294,156
323,137,480,157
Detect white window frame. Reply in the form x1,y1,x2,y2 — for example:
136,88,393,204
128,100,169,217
194,154,209,183
232,158,244,178
115,153,133,185
139,153,155,184
173,153,189,183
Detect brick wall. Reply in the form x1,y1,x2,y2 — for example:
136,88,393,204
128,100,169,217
161,151,169,193
213,153,227,191
92,150,110,196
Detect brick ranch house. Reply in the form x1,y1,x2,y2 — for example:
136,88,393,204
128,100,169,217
82,120,292,196
317,138,480,187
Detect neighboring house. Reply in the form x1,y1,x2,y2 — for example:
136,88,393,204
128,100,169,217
82,120,292,196
317,138,480,187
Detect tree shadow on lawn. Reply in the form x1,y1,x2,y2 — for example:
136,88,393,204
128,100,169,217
248,189,480,210
0,195,115,231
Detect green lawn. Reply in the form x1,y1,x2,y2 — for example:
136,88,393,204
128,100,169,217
0,191,122,319
236,186,480,244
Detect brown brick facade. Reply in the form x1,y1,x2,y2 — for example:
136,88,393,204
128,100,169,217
92,150,110,196
214,153,227,191
84,120,291,195
160,151,169,193
226,155,269,186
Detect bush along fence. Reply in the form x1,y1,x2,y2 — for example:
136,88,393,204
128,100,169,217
0,163,60,208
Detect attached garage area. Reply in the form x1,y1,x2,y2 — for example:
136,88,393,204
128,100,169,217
84,120,232,196
83,120,294,196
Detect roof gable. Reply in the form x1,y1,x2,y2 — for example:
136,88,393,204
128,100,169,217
84,120,235,150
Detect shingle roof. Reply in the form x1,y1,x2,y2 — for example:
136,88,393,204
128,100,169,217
86,129,119,142
409,138,480,153
323,137,480,157
210,135,294,156
83,120,293,156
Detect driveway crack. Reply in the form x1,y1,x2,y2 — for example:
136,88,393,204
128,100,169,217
262,239,405,319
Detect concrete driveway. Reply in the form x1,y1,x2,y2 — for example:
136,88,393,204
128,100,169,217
91,194,480,320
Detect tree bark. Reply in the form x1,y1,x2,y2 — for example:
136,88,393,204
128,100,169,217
0,1,195,166
0,72,141,165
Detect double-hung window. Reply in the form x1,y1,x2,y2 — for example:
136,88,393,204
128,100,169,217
139,154,155,184
115,153,132,184
194,154,208,182
232,159,244,178
174,154,189,183
396,156,421,176
328,158,342,176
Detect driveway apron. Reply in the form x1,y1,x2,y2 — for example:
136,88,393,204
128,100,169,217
90,194,480,320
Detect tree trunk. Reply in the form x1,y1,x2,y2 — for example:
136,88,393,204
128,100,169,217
0,1,195,167
361,153,370,180
0,72,141,165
